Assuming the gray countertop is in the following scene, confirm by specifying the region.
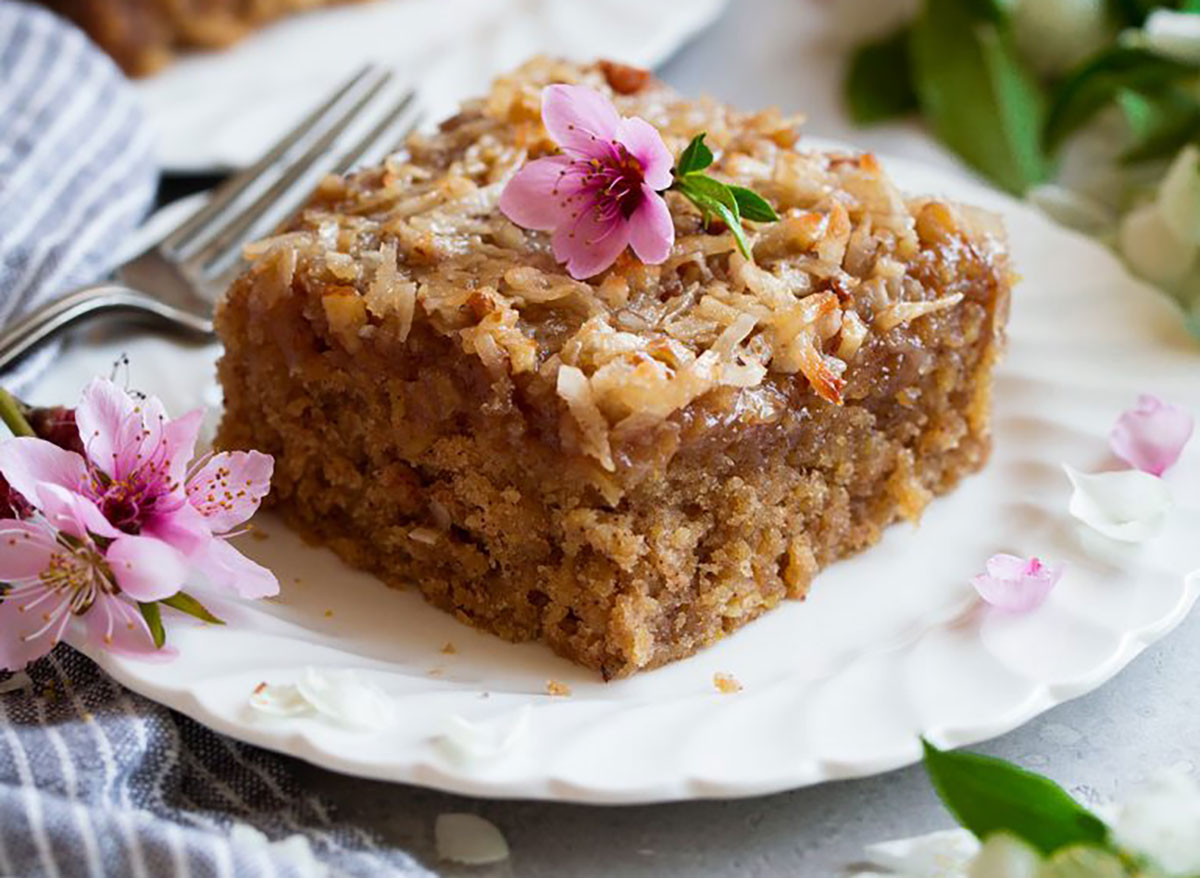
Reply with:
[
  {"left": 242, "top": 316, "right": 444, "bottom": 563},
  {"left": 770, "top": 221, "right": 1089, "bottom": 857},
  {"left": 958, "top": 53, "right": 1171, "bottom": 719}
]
[{"left": 300, "top": 1, "right": 1200, "bottom": 873}]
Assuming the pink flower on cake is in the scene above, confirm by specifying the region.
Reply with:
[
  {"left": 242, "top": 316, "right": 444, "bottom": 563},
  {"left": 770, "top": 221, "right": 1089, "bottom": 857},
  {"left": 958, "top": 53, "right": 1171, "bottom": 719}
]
[
  {"left": 971, "top": 554, "right": 1063, "bottom": 612},
  {"left": 499, "top": 84, "right": 675, "bottom": 279},
  {"left": 1110, "top": 394, "right": 1193, "bottom": 477},
  {"left": 0, "top": 491, "right": 181, "bottom": 670},
  {"left": 0, "top": 378, "right": 277, "bottom": 599}
]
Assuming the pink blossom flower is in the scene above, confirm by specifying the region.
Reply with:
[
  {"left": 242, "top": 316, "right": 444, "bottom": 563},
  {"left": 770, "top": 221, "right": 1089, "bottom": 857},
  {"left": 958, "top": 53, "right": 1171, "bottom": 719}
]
[
  {"left": 971, "top": 554, "right": 1063, "bottom": 612},
  {"left": 1110, "top": 394, "right": 1194, "bottom": 477},
  {"left": 0, "top": 378, "right": 277, "bottom": 599},
  {"left": 499, "top": 84, "right": 675, "bottom": 279},
  {"left": 0, "top": 488, "right": 183, "bottom": 671}
]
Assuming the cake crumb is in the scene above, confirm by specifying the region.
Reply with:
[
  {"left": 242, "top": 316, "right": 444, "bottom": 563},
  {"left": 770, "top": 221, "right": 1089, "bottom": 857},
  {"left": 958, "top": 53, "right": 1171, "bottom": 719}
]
[
  {"left": 428, "top": 668, "right": 444, "bottom": 678},
  {"left": 323, "top": 609, "right": 334, "bottom": 619},
  {"left": 713, "top": 672, "right": 742, "bottom": 694},
  {"left": 441, "top": 642, "right": 457, "bottom": 655},
  {"left": 545, "top": 680, "right": 571, "bottom": 697}
]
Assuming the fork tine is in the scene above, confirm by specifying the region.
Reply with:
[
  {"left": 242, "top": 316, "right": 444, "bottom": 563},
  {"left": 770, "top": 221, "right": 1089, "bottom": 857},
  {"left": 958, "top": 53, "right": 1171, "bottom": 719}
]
[
  {"left": 161, "top": 65, "right": 380, "bottom": 257},
  {"left": 188, "top": 72, "right": 397, "bottom": 278},
  {"left": 329, "top": 91, "right": 420, "bottom": 176}
]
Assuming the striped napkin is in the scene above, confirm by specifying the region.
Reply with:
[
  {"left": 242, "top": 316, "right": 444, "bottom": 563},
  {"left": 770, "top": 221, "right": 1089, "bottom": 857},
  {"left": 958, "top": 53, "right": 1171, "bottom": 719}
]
[
  {"left": 0, "top": 1, "right": 155, "bottom": 391},
  {"left": 0, "top": 4, "right": 432, "bottom": 875}
]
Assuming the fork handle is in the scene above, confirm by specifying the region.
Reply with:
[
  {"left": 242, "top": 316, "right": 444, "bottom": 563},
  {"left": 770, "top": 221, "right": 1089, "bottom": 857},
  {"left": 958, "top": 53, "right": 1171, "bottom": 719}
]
[{"left": 0, "top": 284, "right": 214, "bottom": 374}]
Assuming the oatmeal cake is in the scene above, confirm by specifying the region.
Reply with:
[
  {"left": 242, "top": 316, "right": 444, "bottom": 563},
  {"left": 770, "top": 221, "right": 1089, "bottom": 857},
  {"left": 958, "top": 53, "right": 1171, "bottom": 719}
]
[
  {"left": 215, "top": 58, "right": 1013, "bottom": 679},
  {"left": 38, "top": 0, "right": 368, "bottom": 75}
]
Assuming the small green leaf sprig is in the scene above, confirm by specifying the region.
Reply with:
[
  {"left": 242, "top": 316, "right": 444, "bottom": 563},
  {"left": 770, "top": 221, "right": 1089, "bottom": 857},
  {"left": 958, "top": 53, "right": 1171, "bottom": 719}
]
[
  {"left": 922, "top": 739, "right": 1162, "bottom": 876},
  {"left": 670, "top": 133, "right": 779, "bottom": 259}
]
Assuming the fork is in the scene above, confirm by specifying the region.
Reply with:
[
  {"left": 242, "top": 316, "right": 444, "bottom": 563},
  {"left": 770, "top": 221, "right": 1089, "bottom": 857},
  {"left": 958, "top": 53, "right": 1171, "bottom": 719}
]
[{"left": 0, "top": 66, "right": 420, "bottom": 373}]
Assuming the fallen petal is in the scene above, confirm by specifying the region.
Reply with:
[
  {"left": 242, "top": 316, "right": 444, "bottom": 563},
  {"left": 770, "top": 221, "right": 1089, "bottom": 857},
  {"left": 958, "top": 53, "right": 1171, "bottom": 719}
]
[
  {"left": 972, "top": 554, "right": 1063, "bottom": 613},
  {"left": 249, "top": 682, "right": 314, "bottom": 718},
  {"left": 439, "top": 705, "right": 532, "bottom": 765},
  {"left": 1064, "top": 465, "right": 1173, "bottom": 542},
  {"left": 435, "top": 813, "right": 510, "bottom": 865},
  {"left": 860, "top": 828, "right": 978, "bottom": 875},
  {"left": 295, "top": 667, "right": 396, "bottom": 732},
  {"left": 1110, "top": 394, "right": 1194, "bottom": 476}
]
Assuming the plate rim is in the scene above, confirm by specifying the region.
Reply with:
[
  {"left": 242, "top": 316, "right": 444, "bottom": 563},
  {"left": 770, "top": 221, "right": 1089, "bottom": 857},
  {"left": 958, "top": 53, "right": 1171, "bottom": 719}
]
[{"left": 61, "top": 148, "right": 1200, "bottom": 804}]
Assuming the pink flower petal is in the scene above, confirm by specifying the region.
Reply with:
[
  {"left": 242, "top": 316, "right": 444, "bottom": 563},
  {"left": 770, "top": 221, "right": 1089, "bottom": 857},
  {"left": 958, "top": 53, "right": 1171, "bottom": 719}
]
[
  {"left": 627, "top": 185, "right": 675, "bottom": 265},
  {"left": 498, "top": 156, "right": 581, "bottom": 231},
  {"left": 0, "top": 437, "right": 87, "bottom": 506},
  {"left": 1110, "top": 394, "right": 1194, "bottom": 476},
  {"left": 106, "top": 535, "right": 188, "bottom": 602},
  {"left": 552, "top": 209, "right": 631, "bottom": 280},
  {"left": 615, "top": 116, "right": 674, "bottom": 190},
  {"left": 82, "top": 593, "right": 161, "bottom": 658},
  {"left": 144, "top": 503, "right": 214, "bottom": 557},
  {"left": 541, "top": 84, "right": 620, "bottom": 157},
  {"left": 161, "top": 408, "right": 204, "bottom": 489},
  {"left": 0, "top": 587, "right": 64, "bottom": 671},
  {"left": 75, "top": 377, "right": 139, "bottom": 479},
  {"left": 34, "top": 483, "right": 119, "bottom": 540},
  {"left": 186, "top": 450, "right": 273, "bottom": 533},
  {"left": 192, "top": 537, "right": 279, "bottom": 599},
  {"left": 0, "top": 520, "right": 58, "bottom": 581},
  {"left": 972, "top": 554, "right": 1063, "bottom": 612}
]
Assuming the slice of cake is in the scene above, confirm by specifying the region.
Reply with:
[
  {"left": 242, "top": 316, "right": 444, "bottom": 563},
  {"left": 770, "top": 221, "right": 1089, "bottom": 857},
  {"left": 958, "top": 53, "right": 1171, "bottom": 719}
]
[
  {"left": 38, "top": 0, "right": 370, "bottom": 76},
  {"left": 215, "top": 58, "right": 1012, "bottom": 679}
]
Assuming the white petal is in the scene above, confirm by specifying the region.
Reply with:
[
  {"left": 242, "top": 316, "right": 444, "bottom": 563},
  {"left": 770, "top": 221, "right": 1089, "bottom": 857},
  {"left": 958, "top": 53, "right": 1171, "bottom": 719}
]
[
  {"left": 1118, "top": 202, "right": 1196, "bottom": 289},
  {"left": 438, "top": 705, "right": 532, "bottom": 765},
  {"left": 1157, "top": 144, "right": 1200, "bottom": 246},
  {"left": 862, "top": 828, "right": 978, "bottom": 876},
  {"left": 435, "top": 813, "right": 510, "bottom": 865},
  {"left": 1112, "top": 770, "right": 1200, "bottom": 874},
  {"left": 966, "top": 833, "right": 1041, "bottom": 878},
  {"left": 1142, "top": 10, "right": 1200, "bottom": 64},
  {"left": 1064, "top": 464, "right": 1172, "bottom": 542},
  {"left": 295, "top": 667, "right": 396, "bottom": 732},
  {"left": 248, "top": 683, "right": 314, "bottom": 718}
]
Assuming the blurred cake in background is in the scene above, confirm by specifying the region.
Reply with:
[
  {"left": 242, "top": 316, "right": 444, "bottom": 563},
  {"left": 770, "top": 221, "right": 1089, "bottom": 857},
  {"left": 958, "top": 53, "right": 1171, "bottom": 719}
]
[{"left": 37, "top": 0, "right": 370, "bottom": 75}]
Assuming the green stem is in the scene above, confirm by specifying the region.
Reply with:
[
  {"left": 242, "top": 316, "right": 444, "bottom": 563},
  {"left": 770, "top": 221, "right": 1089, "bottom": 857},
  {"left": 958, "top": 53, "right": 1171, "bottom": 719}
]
[{"left": 0, "top": 389, "right": 34, "bottom": 438}]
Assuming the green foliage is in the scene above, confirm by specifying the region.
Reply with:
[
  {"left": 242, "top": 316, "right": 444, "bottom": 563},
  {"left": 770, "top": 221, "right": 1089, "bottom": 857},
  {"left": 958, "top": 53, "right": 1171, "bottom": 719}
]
[{"left": 922, "top": 740, "right": 1111, "bottom": 856}]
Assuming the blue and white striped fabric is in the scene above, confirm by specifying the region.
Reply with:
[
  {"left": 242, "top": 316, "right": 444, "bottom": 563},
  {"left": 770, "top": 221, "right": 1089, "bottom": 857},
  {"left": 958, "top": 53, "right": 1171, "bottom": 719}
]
[
  {"left": 0, "top": 5, "right": 434, "bottom": 876},
  {"left": 0, "top": 653, "right": 432, "bottom": 878},
  {"left": 0, "top": 0, "right": 156, "bottom": 391}
]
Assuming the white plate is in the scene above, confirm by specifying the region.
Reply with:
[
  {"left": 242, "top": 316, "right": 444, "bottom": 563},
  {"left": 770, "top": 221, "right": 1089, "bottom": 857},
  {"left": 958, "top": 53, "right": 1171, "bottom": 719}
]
[
  {"left": 135, "top": 0, "right": 728, "bottom": 172},
  {"left": 25, "top": 152, "right": 1200, "bottom": 803}
]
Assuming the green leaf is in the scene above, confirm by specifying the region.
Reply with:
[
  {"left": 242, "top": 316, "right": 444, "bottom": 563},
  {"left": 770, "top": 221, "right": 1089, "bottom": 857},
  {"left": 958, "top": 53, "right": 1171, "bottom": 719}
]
[
  {"left": 1045, "top": 47, "right": 1198, "bottom": 153},
  {"left": 909, "top": 0, "right": 1047, "bottom": 194},
  {"left": 677, "top": 174, "right": 740, "bottom": 217},
  {"left": 1183, "top": 0, "right": 1200, "bottom": 12},
  {"left": 729, "top": 186, "right": 780, "bottom": 222},
  {"left": 1117, "top": 86, "right": 1200, "bottom": 163},
  {"left": 845, "top": 28, "right": 918, "bottom": 124},
  {"left": 161, "top": 592, "right": 225, "bottom": 626},
  {"left": 138, "top": 602, "right": 166, "bottom": 650},
  {"left": 922, "top": 740, "right": 1110, "bottom": 856},
  {"left": 675, "top": 175, "right": 753, "bottom": 258},
  {"left": 709, "top": 200, "right": 753, "bottom": 260},
  {"left": 676, "top": 133, "right": 714, "bottom": 176}
]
